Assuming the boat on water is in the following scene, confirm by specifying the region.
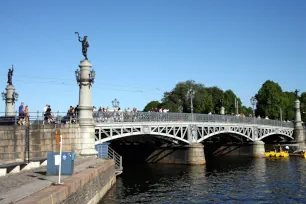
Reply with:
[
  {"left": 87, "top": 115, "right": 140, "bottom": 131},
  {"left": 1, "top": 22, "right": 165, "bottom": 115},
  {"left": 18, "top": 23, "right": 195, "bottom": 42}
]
[
  {"left": 289, "top": 151, "right": 306, "bottom": 158},
  {"left": 265, "top": 151, "right": 289, "bottom": 158}
]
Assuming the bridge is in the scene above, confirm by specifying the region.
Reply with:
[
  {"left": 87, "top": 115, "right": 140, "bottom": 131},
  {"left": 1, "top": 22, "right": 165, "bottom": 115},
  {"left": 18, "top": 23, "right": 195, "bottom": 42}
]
[{"left": 93, "top": 112, "right": 294, "bottom": 145}]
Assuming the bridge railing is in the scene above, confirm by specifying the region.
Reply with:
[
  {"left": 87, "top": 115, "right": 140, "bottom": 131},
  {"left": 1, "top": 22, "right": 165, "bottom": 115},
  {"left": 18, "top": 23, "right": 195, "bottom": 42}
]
[
  {"left": 0, "top": 111, "right": 76, "bottom": 127},
  {"left": 93, "top": 111, "right": 294, "bottom": 128}
]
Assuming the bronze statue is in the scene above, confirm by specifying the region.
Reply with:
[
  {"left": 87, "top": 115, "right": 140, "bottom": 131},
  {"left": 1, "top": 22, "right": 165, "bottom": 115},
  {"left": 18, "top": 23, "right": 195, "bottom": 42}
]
[
  {"left": 295, "top": 89, "right": 300, "bottom": 99},
  {"left": 75, "top": 32, "right": 89, "bottom": 60},
  {"left": 7, "top": 65, "right": 14, "bottom": 85}
]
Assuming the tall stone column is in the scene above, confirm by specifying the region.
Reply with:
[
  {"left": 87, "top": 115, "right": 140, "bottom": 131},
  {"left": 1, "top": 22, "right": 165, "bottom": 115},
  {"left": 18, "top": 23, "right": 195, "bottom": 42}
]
[
  {"left": 4, "top": 85, "right": 17, "bottom": 116},
  {"left": 76, "top": 60, "right": 97, "bottom": 156},
  {"left": 294, "top": 99, "right": 305, "bottom": 150}
]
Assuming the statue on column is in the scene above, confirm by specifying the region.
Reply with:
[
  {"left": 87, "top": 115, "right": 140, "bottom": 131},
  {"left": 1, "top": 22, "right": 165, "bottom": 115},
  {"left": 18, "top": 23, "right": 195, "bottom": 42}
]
[
  {"left": 295, "top": 89, "right": 299, "bottom": 100},
  {"left": 75, "top": 32, "right": 89, "bottom": 60},
  {"left": 7, "top": 65, "right": 14, "bottom": 85}
]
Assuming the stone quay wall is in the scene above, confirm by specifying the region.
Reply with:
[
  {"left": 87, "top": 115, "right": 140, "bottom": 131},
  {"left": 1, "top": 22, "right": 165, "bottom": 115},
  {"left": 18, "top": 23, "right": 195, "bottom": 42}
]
[
  {"left": 0, "top": 124, "right": 81, "bottom": 162},
  {"left": 16, "top": 159, "right": 116, "bottom": 204}
]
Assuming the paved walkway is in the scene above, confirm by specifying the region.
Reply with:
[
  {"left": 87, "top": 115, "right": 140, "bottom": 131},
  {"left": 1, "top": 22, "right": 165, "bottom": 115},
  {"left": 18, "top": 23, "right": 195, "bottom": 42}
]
[{"left": 0, "top": 157, "right": 105, "bottom": 204}]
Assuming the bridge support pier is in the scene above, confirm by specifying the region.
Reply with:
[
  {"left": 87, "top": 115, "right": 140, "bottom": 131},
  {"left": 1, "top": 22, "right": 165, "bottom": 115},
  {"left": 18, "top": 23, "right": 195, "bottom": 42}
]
[
  {"left": 252, "top": 141, "right": 265, "bottom": 158},
  {"left": 294, "top": 99, "right": 305, "bottom": 150},
  {"left": 146, "top": 143, "right": 205, "bottom": 165}
]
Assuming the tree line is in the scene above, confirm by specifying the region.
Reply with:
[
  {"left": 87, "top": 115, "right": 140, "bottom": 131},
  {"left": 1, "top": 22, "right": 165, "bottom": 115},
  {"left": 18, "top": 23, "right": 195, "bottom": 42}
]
[{"left": 143, "top": 80, "right": 306, "bottom": 121}]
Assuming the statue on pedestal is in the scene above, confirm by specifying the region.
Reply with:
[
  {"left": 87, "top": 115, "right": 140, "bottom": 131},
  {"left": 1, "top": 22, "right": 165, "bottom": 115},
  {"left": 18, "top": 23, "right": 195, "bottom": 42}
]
[
  {"left": 7, "top": 65, "right": 14, "bottom": 85},
  {"left": 295, "top": 89, "right": 299, "bottom": 100},
  {"left": 75, "top": 32, "right": 89, "bottom": 60}
]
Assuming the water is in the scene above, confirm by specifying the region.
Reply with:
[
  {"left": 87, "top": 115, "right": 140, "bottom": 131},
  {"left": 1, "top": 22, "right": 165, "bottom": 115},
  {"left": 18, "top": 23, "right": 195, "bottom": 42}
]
[{"left": 100, "top": 157, "right": 306, "bottom": 203}]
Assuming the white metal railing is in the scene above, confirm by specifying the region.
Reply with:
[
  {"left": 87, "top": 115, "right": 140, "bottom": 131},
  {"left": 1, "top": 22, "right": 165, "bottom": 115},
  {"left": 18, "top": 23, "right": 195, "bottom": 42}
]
[
  {"left": 0, "top": 111, "right": 294, "bottom": 128},
  {"left": 93, "top": 111, "right": 294, "bottom": 128},
  {"left": 107, "top": 146, "right": 123, "bottom": 173}
]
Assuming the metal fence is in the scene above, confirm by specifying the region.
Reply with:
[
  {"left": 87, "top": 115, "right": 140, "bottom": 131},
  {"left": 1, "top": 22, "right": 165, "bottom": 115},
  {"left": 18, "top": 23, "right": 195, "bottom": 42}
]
[
  {"left": 93, "top": 111, "right": 294, "bottom": 128},
  {"left": 0, "top": 111, "right": 77, "bottom": 126},
  {"left": 0, "top": 111, "right": 294, "bottom": 128}
]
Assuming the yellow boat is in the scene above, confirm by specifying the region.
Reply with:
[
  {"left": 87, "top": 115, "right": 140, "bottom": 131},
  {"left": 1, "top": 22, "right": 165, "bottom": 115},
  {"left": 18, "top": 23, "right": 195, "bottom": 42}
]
[{"left": 265, "top": 151, "right": 289, "bottom": 158}]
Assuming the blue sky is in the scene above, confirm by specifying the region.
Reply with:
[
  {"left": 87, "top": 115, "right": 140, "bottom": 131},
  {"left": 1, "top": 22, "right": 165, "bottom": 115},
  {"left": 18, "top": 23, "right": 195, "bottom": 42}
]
[{"left": 0, "top": 0, "right": 305, "bottom": 113}]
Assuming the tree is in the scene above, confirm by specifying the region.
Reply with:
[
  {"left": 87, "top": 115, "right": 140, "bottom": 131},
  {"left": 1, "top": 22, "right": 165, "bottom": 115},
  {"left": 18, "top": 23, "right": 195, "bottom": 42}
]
[
  {"left": 223, "top": 90, "right": 241, "bottom": 115},
  {"left": 255, "top": 80, "right": 283, "bottom": 119},
  {"left": 281, "top": 91, "right": 295, "bottom": 121},
  {"left": 143, "top": 101, "right": 161, "bottom": 112}
]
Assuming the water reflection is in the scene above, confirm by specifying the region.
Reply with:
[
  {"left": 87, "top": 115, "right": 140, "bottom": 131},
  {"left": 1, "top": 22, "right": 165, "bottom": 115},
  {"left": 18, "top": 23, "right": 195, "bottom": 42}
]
[{"left": 101, "top": 157, "right": 306, "bottom": 203}]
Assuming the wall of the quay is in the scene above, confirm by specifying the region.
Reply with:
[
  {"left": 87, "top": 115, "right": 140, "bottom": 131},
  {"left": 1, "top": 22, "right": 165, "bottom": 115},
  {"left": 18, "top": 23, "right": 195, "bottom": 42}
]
[
  {"left": 16, "top": 159, "right": 116, "bottom": 204},
  {"left": 0, "top": 124, "right": 81, "bottom": 161}
]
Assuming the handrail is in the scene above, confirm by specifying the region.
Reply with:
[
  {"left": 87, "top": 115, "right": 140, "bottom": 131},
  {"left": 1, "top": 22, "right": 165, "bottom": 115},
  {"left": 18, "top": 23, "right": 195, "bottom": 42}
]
[
  {"left": 0, "top": 111, "right": 295, "bottom": 128},
  {"left": 93, "top": 111, "right": 294, "bottom": 128},
  {"left": 107, "top": 146, "right": 123, "bottom": 172}
]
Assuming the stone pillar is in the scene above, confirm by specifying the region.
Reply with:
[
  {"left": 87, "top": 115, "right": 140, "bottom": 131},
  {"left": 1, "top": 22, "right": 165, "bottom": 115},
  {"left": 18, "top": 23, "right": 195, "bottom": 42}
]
[
  {"left": 220, "top": 106, "right": 225, "bottom": 115},
  {"left": 77, "top": 60, "right": 97, "bottom": 156},
  {"left": 294, "top": 99, "right": 305, "bottom": 150},
  {"left": 253, "top": 141, "right": 265, "bottom": 157},
  {"left": 4, "top": 85, "right": 16, "bottom": 116}
]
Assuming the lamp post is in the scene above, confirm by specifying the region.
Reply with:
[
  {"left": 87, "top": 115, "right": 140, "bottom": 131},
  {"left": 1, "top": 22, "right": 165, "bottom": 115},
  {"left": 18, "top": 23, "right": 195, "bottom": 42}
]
[
  {"left": 250, "top": 96, "right": 257, "bottom": 117},
  {"left": 186, "top": 88, "right": 195, "bottom": 121},
  {"left": 178, "top": 99, "right": 183, "bottom": 113},
  {"left": 2, "top": 88, "right": 19, "bottom": 116},
  {"left": 112, "top": 98, "right": 120, "bottom": 109},
  {"left": 75, "top": 58, "right": 97, "bottom": 156},
  {"left": 276, "top": 104, "right": 282, "bottom": 122}
]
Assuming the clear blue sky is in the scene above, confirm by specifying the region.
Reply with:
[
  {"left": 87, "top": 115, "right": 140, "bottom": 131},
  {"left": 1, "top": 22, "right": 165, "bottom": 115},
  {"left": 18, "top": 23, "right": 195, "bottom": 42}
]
[{"left": 0, "top": 0, "right": 305, "bottom": 113}]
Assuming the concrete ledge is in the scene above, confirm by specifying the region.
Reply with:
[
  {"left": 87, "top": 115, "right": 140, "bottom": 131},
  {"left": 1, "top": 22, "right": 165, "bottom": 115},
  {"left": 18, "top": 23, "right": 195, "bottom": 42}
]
[
  {"left": 0, "top": 168, "right": 6, "bottom": 176},
  {"left": 16, "top": 159, "right": 115, "bottom": 204},
  {"left": 21, "top": 162, "right": 41, "bottom": 171}
]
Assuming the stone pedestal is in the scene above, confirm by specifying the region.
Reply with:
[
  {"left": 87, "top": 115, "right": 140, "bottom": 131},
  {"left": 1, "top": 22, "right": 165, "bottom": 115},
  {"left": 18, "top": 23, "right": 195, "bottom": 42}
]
[
  {"left": 252, "top": 141, "right": 265, "bottom": 158},
  {"left": 5, "top": 85, "right": 16, "bottom": 116},
  {"left": 77, "top": 60, "right": 98, "bottom": 156},
  {"left": 294, "top": 99, "right": 305, "bottom": 150},
  {"left": 146, "top": 143, "right": 205, "bottom": 165},
  {"left": 220, "top": 107, "right": 225, "bottom": 115}
]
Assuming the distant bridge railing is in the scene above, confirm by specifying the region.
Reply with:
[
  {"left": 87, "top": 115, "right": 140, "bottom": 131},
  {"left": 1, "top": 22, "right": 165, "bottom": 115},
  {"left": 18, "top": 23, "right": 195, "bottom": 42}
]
[{"left": 93, "top": 111, "right": 294, "bottom": 128}]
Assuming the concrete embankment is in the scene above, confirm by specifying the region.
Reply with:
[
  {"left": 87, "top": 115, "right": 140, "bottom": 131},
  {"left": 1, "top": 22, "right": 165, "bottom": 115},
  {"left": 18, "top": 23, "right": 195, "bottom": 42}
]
[{"left": 15, "top": 159, "right": 115, "bottom": 204}]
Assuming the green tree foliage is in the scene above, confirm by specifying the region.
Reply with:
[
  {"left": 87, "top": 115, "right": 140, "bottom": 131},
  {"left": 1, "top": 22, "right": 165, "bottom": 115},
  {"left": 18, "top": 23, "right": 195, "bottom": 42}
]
[
  {"left": 255, "top": 80, "right": 297, "bottom": 120},
  {"left": 255, "top": 80, "right": 283, "bottom": 119},
  {"left": 300, "top": 92, "right": 306, "bottom": 122},
  {"left": 143, "top": 100, "right": 161, "bottom": 112},
  {"left": 223, "top": 90, "right": 241, "bottom": 114},
  {"left": 281, "top": 92, "right": 295, "bottom": 121},
  {"left": 158, "top": 80, "right": 243, "bottom": 114}
]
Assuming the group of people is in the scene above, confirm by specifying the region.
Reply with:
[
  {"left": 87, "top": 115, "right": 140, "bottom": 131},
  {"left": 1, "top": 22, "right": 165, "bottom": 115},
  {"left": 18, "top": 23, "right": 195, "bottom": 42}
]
[
  {"left": 18, "top": 102, "right": 29, "bottom": 125},
  {"left": 148, "top": 108, "right": 169, "bottom": 113}
]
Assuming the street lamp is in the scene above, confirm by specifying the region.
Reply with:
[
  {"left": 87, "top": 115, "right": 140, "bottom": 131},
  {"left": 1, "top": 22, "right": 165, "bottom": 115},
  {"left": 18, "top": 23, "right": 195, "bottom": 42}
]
[
  {"left": 75, "top": 69, "right": 96, "bottom": 85},
  {"left": 186, "top": 88, "right": 195, "bottom": 121},
  {"left": 250, "top": 96, "right": 257, "bottom": 117},
  {"left": 13, "top": 92, "right": 19, "bottom": 103},
  {"left": 276, "top": 104, "right": 282, "bottom": 122},
  {"left": 178, "top": 99, "right": 183, "bottom": 113},
  {"left": 1, "top": 92, "right": 5, "bottom": 101},
  {"left": 112, "top": 98, "right": 120, "bottom": 109}
]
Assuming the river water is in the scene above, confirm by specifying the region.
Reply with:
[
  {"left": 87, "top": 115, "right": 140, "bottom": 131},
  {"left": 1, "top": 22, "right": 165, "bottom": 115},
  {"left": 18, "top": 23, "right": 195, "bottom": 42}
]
[{"left": 100, "top": 156, "right": 306, "bottom": 203}]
